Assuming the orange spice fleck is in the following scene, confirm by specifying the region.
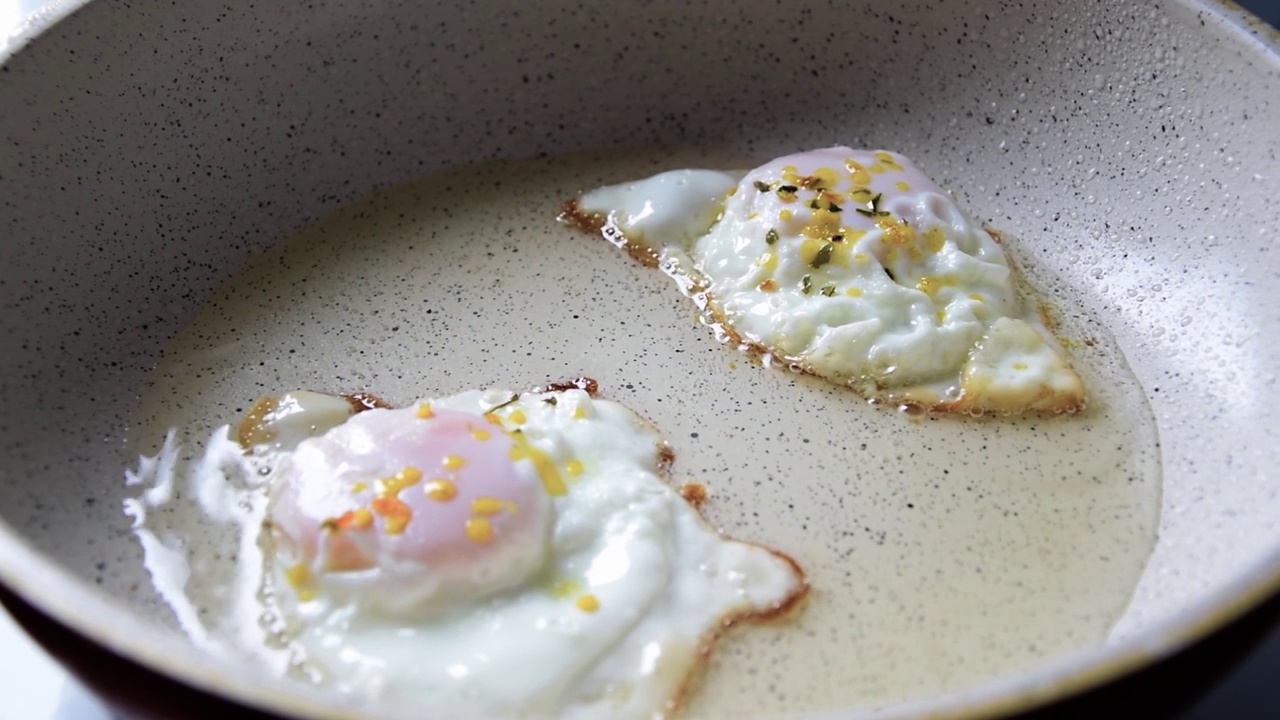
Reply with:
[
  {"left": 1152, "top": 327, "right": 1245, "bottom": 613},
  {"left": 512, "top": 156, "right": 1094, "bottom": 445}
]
[{"left": 372, "top": 497, "right": 411, "bottom": 535}]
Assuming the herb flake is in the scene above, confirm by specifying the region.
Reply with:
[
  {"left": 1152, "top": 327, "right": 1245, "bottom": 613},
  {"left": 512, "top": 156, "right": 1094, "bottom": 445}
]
[
  {"left": 765, "top": 228, "right": 779, "bottom": 245},
  {"left": 810, "top": 242, "right": 834, "bottom": 268},
  {"left": 753, "top": 180, "right": 771, "bottom": 192},
  {"left": 801, "top": 274, "right": 813, "bottom": 294},
  {"left": 820, "top": 284, "right": 837, "bottom": 297}
]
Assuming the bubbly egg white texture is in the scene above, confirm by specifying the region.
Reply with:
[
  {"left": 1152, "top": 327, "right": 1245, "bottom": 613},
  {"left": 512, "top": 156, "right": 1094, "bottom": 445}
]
[
  {"left": 575, "top": 147, "right": 1084, "bottom": 413},
  {"left": 255, "top": 388, "right": 805, "bottom": 719}
]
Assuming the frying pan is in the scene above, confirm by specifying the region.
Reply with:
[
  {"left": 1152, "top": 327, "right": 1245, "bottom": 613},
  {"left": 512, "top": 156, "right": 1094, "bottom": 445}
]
[{"left": 1, "top": 0, "right": 1278, "bottom": 718}]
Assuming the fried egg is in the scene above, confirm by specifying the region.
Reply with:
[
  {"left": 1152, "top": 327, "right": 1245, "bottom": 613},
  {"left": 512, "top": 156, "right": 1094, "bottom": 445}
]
[
  {"left": 568, "top": 147, "right": 1085, "bottom": 414},
  {"left": 240, "top": 383, "right": 806, "bottom": 718}
]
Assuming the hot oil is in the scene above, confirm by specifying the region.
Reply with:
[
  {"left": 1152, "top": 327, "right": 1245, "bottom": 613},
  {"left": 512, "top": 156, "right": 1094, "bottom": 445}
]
[{"left": 130, "top": 148, "right": 1161, "bottom": 717}]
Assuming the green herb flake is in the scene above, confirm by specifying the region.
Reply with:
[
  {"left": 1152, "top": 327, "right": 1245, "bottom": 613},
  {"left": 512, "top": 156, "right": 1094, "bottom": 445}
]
[
  {"left": 828, "top": 202, "right": 843, "bottom": 213},
  {"left": 801, "top": 274, "right": 813, "bottom": 294},
  {"left": 810, "top": 242, "right": 835, "bottom": 269},
  {"left": 855, "top": 207, "right": 875, "bottom": 217},
  {"left": 753, "top": 180, "right": 771, "bottom": 192},
  {"left": 765, "top": 228, "right": 780, "bottom": 245},
  {"left": 820, "top": 284, "right": 837, "bottom": 297},
  {"left": 486, "top": 394, "right": 521, "bottom": 413},
  {"left": 778, "top": 184, "right": 799, "bottom": 194},
  {"left": 542, "top": 397, "right": 558, "bottom": 406}
]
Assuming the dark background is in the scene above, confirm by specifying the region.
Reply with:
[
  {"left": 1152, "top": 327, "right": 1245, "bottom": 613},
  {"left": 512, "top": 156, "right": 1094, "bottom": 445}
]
[{"left": 1179, "top": 1, "right": 1279, "bottom": 718}]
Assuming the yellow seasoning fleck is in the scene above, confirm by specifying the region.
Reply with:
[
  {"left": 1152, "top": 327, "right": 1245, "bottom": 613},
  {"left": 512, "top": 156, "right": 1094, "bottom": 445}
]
[
  {"left": 378, "top": 466, "right": 423, "bottom": 496},
  {"left": 465, "top": 517, "right": 494, "bottom": 544},
  {"left": 729, "top": 361, "right": 738, "bottom": 370},
  {"left": 470, "top": 427, "right": 491, "bottom": 441},
  {"left": 576, "top": 594, "right": 600, "bottom": 613},
  {"left": 572, "top": 406, "right": 586, "bottom": 420},
  {"left": 565, "top": 459, "right": 584, "bottom": 477},
  {"left": 415, "top": 403, "right": 434, "bottom": 419},
  {"left": 895, "top": 181, "right": 911, "bottom": 191},
  {"left": 936, "top": 310, "right": 947, "bottom": 324},
  {"left": 1012, "top": 362, "right": 1028, "bottom": 371},
  {"left": 923, "top": 227, "right": 946, "bottom": 254},
  {"left": 284, "top": 563, "right": 310, "bottom": 588},
  {"left": 284, "top": 564, "right": 315, "bottom": 602},
  {"left": 550, "top": 579, "right": 581, "bottom": 599},
  {"left": 846, "top": 287, "right": 863, "bottom": 297},
  {"left": 507, "top": 432, "right": 568, "bottom": 496},
  {"left": 372, "top": 497, "right": 411, "bottom": 535},
  {"left": 810, "top": 167, "right": 839, "bottom": 189},
  {"left": 508, "top": 410, "right": 527, "bottom": 426},
  {"left": 874, "top": 151, "right": 904, "bottom": 170},
  {"left": 351, "top": 508, "right": 374, "bottom": 530},
  {"left": 969, "top": 293, "right": 985, "bottom": 302},
  {"left": 424, "top": 479, "right": 457, "bottom": 502},
  {"left": 471, "top": 497, "right": 506, "bottom": 516},
  {"left": 350, "top": 481, "right": 367, "bottom": 494},
  {"left": 849, "top": 186, "right": 874, "bottom": 203},
  {"left": 845, "top": 160, "right": 871, "bottom": 186},
  {"left": 443, "top": 455, "right": 466, "bottom": 471},
  {"left": 779, "top": 209, "right": 793, "bottom": 221},
  {"left": 917, "top": 275, "right": 954, "bottom": 297}
]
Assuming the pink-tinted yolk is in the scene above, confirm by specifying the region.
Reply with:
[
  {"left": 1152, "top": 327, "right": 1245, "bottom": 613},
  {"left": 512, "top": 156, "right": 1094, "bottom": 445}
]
[{"left": 269, "top": 405, "right": 553, "bottom": 598}]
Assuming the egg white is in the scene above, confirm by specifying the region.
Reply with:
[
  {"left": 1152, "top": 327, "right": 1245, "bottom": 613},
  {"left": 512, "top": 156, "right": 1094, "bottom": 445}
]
[
  {"left": 259, "top": 388, "right": 805, "bottom": 719},
  {"left": 574, "top": 147, "right": 1085, "bottom": 413}
]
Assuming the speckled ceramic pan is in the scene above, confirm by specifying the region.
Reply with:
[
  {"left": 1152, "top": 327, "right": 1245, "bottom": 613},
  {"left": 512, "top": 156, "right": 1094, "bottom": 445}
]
[{"left": 1, "top": 1, "right": 1278, "bottom": 718}]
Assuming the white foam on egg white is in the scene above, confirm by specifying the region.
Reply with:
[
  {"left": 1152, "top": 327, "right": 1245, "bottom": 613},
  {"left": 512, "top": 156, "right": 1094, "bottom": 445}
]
[{"left": 576, "top": 147, "right": 1085, "bottom": 413}]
